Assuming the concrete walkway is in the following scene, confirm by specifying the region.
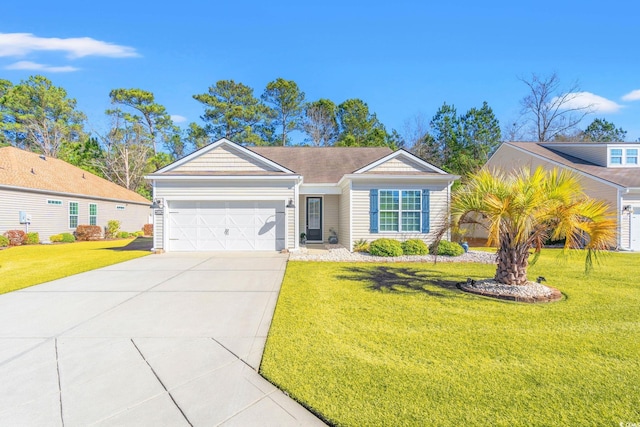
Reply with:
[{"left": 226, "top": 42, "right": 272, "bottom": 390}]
[{"left": 0, "top": 252, "right": 325, "bottom": 426}]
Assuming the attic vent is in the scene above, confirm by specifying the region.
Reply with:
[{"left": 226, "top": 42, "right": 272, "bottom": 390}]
[{"left": 39, "top": 155, "right": 46, "bottom": 161}]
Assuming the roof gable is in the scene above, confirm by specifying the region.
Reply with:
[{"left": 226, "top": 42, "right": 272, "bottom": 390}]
[
  {"left": 0, "top": 146, "right": 150, "bottom": 204},
  {"left": 354, "top": 150, "right": 448, "bottom": 175},
  {"left": 155, "top": 138, "right": 294, "bottom": 175}
]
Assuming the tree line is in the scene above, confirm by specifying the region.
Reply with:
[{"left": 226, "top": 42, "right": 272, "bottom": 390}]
[{"left": 0, "top": 73, "right": 630, "bottom": 198}]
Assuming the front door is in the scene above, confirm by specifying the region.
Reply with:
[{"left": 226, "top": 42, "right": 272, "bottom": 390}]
[{"left": 306, "top": 197, "right": 322, "bottom": 241}]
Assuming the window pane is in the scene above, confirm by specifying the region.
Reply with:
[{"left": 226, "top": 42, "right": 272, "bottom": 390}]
[
  {"left": 380, "top": 190, "right": 399, "bottom": 211},
  {"left": 626, "top": 149, "right": 638, "bottom": 164},
  {"left": 402, "top": 212, "right": 421, "bottom": 232},
  {"left": 69, "top": 216, "right": 78, "bottom": 228},
  {"left": 379, "top": 212, "right": 399, "bottom": 231},
  {"left": 402, "top": 190, "right": 421, "bottom": 211},
  {"left": 69, "top": 202, "right": 78, "bottom": 215},
  {"left": 90, "top": 204, "right": 97, "bottom": 215}
]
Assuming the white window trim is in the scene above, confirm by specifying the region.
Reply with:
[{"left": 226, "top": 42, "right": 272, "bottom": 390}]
[
  {"left": 47, "top": 199, "right": 63, "bottom": 205},
  {"left": 378, "top": 189, "right": 422, "bottom": 233},
  {"left": 69, "top": 201, "right": 79, "bottom": 229},
  {"left": 89, "top": 203, "right": 98, "bottom": 226},
  {"left": 625, "top": 148, "right": 638, "bottom": 165}
]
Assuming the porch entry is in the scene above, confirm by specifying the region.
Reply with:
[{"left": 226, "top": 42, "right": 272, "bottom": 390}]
[{"left": 306, "top": 197, "right": 323, "bottom": 242}]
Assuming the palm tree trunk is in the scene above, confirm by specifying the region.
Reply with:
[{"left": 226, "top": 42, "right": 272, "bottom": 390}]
[{"left": 495, "top": 242, "right": 530, "bottom": 285}]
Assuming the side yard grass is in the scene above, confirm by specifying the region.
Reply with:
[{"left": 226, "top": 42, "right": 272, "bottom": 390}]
[
  {"left": 261, "top": 250, "right": 640, "bottom": 426},
  {"left": 0, "top": 238, "right": 151, "bottom": 294}
]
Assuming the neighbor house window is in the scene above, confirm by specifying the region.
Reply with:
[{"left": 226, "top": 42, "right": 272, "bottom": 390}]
[
  {"left": 379, "top": 190, "right": 421, "bottom": 232},
  {"left": 69, "top": 202, "right": 79, "bottom": 228},
  {"left": 89, "top": 203, "right": 98, "bottom": 226},
  {"left": 626, "top": 149, "right": 638, "bottom": 165},
  {"left": 116, "top": 205, "right": 125, "bottom": 210},
  {"left": 47, "top": 199, "right": 62, "bottom": 205},
  {"left": 610, "top": 149, "right": 623, "bottom": 165}
]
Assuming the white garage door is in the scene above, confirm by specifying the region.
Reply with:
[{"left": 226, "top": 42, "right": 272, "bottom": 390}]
[{"left": 168, "top": 201, "right": 285, "bottom": 251}]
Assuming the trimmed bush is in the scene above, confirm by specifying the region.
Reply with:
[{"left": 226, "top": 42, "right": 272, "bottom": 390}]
[
  {"left": 75, "top": 225, "right": 102, "bottom": 241},
  {"left": 25, "top": 232, "right": 40, "bottom": 245},
  {"left": 105, "top": 220, "right": 120, "bottom": 239},
  {"left": 143, "top": 223, "right": 153, "bottom": 236},
  {"left": 401, "top": 239, "right": 428, "bottom": 255},
  {"left": 50, "top": 234, "right": 63, "bottom": 243},
  {"left": 60, "top": 233, "right": 76, "bottom": 243},
  {"left": 117, "top": 231, "right": 131, "bottom": 238},
  {"left": 369, "top": 238, "right": 403, "bottom": 257},
  {"left": 353, "top": 239, "right": 370, "bottom": 253},
  {"left": 0, "top": 235, "right": 9, "bottom": 247},
  {"left": 4, "top": 230, "right": 26, "bottom": 246},
  {"left": 430, "top": 240, "right": 465, "bottom": 257}
]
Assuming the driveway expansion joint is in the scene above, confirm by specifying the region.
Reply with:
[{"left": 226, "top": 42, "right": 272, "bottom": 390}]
[{"left": 131, "top": 339, "right": 193, "bottom": 427}]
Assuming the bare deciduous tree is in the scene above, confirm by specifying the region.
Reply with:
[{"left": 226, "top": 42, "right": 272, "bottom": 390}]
[
  {"left": 519, "top": 72, "right": 592, "bottom": 142},
  {"left": 303, "top": 99, "right": 338, "bottom": 146}
]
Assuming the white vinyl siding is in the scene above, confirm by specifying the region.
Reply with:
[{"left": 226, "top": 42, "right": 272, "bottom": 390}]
[
  {"left": 0, "top": 188, "right": 149, "bottom": 242},
  {"left": 154, "top": 179, "right": 297, "bottom": 251},
  {"left": 323, "top": 195, "right": 340, "bottom": 242},
  {"left": 351, "top": 180, "right": 449, "bottom": 246},
  {"left": 542, "top": 144, "right": 608, "bottom": 166},
  {"left": 365, "top": 157, "right": 433, "bottom": 173}
]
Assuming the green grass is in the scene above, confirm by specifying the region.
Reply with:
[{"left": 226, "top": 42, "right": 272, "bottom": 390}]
[
  {"left": 0, "top": 238, "right": 151, "bottom": 293},
  {"left": 261, "top": 250, "right": 640, "bottom": 426}
]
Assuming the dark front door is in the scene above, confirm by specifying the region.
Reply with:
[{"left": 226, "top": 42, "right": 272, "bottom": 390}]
[{"left": 306, "top": 197, "right": 322, "bottom": 241}]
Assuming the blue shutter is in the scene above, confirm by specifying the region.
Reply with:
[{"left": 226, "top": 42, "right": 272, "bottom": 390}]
[
  {"left": 421, "top": 189, "right": 430, "bottom": 233},
  {"left": 370, "top": 189, "right": 379, "bottom": 233}
]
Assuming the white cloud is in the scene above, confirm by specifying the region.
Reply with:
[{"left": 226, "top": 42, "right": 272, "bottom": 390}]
[
  {"left": 553, "top": 92, "right": 622, "bottom": 113},
  {"left": 622, "top": 89, "right": 640, "bottom": 101},
  {"left": 0, "top": 33, "right": 139, "bottom": 59},
  {"left": 171, "top": 115, "right": 188, "bottom": 123},
  {"left": 5, "top": 60, "right": 79, "bottom": 72}
]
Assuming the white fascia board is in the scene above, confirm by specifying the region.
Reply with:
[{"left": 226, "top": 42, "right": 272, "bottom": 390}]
[
  {"left": 353, "top": 149, "right": 449, "bottom": 175},
  {"left": 164, "top": 195, "right": 289, "bottom": 202},
  {"left": 504, "top": 143, "right": 626, "bottom": 190},
  {"left": 145, "top": 174, "right": 301, "bottom": 182},
  {"left": 153, "top": 138, "right": 295, "bottom": 174},
  {"left": 299, "top": 183, "right": 342, "bottom": 195},
  {"left": 624, "top": 187, "right": 640, "bottom": 194},
  {"left": 338, "top": 174, "right": 459, "bottom": 186},
  {"left": 0, "top": 184, "right": 150, "bottom": 206}
]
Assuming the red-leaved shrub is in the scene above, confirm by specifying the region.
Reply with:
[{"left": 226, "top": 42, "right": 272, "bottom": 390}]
[
  {"left": 4, "top": 230, "right": 26, "bottom": 246},
  {"left": 143, "top": 223, "right": 153, "bottom": 236},
  {"left": 75, "top": 225, "right": 102, "bottom": 241}
]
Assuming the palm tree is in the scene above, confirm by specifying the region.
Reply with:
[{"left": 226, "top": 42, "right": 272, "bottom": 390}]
[{"left": 451, "top": 166, "right": 616, "bottom": 285}]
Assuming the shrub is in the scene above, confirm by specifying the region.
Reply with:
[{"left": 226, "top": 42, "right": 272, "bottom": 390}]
[
  {"left": 369, "top": 238, "right": 403, "bottom": 257},
  {"left": 353, "top": 239, "right": 370, "bottom": 253},
  {"left": 50, "top": 234, "right": 63, "bottom": 243},
  {"left": 133, "top": 231, "right": 144, "bottom": 237},
  {"left": 430, "top": 240, "right": 465, "bottom": 257},
  {"left": 60, "top": 233, "right": 76, "bottom": 243},
  {"left": 0, "top": 235, "right": 9, "bottom": 247},
  {"left": 105, "top": 220, "right": 120, "bottom": 239},
  {"left": 401, "top": 239, "right": 428, "bottom": 255},
  {"left": 117, "top": 231, "right": 131, "bottom": 238},
  {"left": 25, "top": 232, "right": 40, "bottom": 245},
  {"left": 143, "top": 223, "right": 153, "bottom": 236},
  {"left": 4, "top": 230, "right": 26, "bottom": 246},
  {"left": 75, "top": 225, "right": 103, "bottom": 241}
]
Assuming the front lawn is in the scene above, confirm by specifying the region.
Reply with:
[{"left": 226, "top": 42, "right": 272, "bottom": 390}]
[
  {"left": 0, "top": 238, "right": 151, "bottom": 294},
  {"left": 261, "top": 250, "right": 640, "bottom": 426}
]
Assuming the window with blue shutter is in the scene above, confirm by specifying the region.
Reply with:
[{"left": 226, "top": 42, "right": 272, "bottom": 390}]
[
  {"left": 421, "top": 189, "right": 430, "bottom": 233},
  {"left": 370, "top": 189, "right": 378, "bottom": 233}
]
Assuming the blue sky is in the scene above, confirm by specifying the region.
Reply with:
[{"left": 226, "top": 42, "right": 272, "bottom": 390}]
[{"left": 2, "top": 0, "right": 639, "bottom": 145}]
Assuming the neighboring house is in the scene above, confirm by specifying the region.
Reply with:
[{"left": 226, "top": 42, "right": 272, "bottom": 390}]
[
  {"left": 146, "top": 138, "right": 458, "bottom": 252},
  {"left": 486, "top": 142, "right": 640, "bottom": 251},
  {"left": 0, "top": 146, "right": 151, "bottom": 242}
]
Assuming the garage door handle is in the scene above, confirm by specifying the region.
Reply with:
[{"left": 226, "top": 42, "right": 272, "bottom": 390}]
[{"left": 225, "top": 229, "right": 229, "bottom": 235}]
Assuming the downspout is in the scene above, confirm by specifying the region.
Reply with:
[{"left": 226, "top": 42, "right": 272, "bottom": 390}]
[{"left": 294, "top": 177, "right": 301, "bottom": 250}]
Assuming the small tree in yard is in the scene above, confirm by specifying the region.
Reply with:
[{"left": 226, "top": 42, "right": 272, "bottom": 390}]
[{"left": 450, "top": 167, "right": 616, "bottom": 285}]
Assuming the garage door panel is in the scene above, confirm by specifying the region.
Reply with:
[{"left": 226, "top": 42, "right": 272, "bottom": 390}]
[{"left": 168, "top": 200, "right": 285, "bottom": 251}]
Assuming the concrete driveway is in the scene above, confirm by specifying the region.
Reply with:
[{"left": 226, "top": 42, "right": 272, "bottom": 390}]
[{"left": 0, "top": 252, "right": 325, "bottom": 426}]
